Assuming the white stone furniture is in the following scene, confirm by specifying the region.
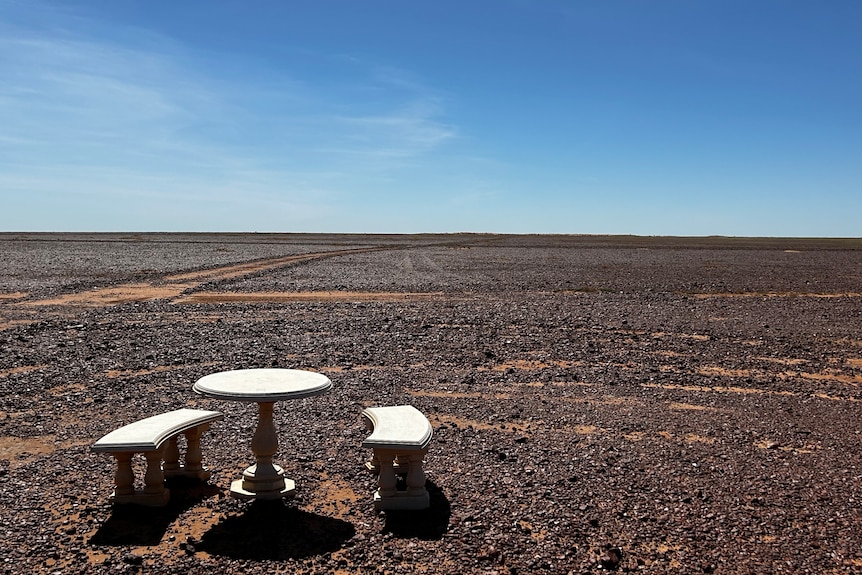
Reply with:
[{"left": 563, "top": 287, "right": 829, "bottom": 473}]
[
  {"left": 361, "top": 405, "right": 433, "bottom": 510},
  {"left": 193, "top": 368, "right": 332, "bottom": 500},
  {"left": 91, "top": 408, "right": 223, "bottom": 506}
]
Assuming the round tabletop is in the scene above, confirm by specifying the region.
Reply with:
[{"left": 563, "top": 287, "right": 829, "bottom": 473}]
[{"left": 193, "top": 368, "right": 332, "bottom": 402}]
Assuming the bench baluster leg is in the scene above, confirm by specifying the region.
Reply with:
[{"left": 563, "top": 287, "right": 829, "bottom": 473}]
[
  {"left": 405, "top": 452, "right": 427, "bottom": 495},
  {"left": 366, "top": 451, "right": 381, "bottom": 473},
  {"left": 163, "top": 437, "right": 181, "bottom": 476},
  {"left": 376, "top": 449, "right": 398, "bottom": 498},
  {"left": 183, "top": 424, "right": 211, "bottom": 481},
  {"left": 143, "top": 450, "right": 164, "bottom": 494},
  {"left": 113, "top": 452, "right": 134, "bottom": 498},
  {"left": 140, "top": 448, "right": 170, "bottom": 506},
  {"left": 394, "top": 454, "right": 408, "bottom": 474}
]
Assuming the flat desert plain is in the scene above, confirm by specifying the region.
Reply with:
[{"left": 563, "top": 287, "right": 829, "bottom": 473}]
[{"left": 1, "top": 233, "right": 861, "bottom": 574}]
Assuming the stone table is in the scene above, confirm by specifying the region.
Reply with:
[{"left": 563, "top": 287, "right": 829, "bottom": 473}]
[{"left": 193, "top": 368, "right": 332, "bottom": 500}]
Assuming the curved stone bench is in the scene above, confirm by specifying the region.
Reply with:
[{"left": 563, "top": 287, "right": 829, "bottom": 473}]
[
  {"left": 361, "top": 405, "right": 433, "bottom": 510},
  {"left": 91, "top": 408, "right": 223, "bottom": 506}
]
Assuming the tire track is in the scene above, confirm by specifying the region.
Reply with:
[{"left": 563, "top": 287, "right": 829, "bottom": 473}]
[
  {"left": 18, "top": 247, "right": 390, "bottom": 308},
  {"left": 0, "top": 246, "right": 397, "bottom": 327}
]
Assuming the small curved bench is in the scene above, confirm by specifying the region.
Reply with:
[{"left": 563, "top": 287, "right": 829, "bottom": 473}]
[
  {"left": 361, "top": 405, "right": 433, "bottom": 510},
  {"left": 91, "top": 408, "right": 223, "bottom": 506}
]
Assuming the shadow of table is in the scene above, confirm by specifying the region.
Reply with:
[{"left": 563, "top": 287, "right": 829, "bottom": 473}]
[{"left": 195, "top": 500, "right": 355, "bottom": 560}]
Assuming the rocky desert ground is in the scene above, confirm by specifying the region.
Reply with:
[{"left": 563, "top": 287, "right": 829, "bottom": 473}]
[{"left": 1, "top": 232, "right": 861, "bottom": 574}]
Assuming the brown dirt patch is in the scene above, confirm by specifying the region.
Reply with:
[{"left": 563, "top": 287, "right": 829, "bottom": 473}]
[
  {"left": 790, "top": 369, "right": 862, "bottom": 386},
  {"left": 0, "top": 364, "right": 48, "bottom": 378},
  {"left": 694, "top": 291, "right": 862, "bottom": 299},
  {"left": 697, "top": 366, "right": 753, "bottom": 378},
  {"left": 643, "top": 381, "right": 860, "bottom": 402},
  {"left": 0, "top": 292, "right": 27, "bottom": 300},
  {"left": 481, "top": 359, "right": 583, "bottom": 372},
  {"left": 695, "top": 364, "right": 861, "bottom": 387},
  {"left": 22, "top": 283, "right": 195, "bottom": 307},
  {"left": 0, "top": 435, "right": 56, "bottom": 469},
  {"left": 571, "top": 424, "right": 602, "bottom": 435},
  {"left": 319, "top": 364, "right": 383, "bottom": 374},
  {"left": 104, "top": 362, "right": 219, "bottom": 379},
  {"left": 407, "top": 389, "right": 513, "bottom": 400},
  {"left": 310, "top": 473, "right": 362, "bottom": 520},
  {"left": 683, "top": 433, "right": 716, "bottom": 445},
  {"left": 643, "top": 381, "right": 796, "bottom": 397},
  {"left": 431, "top": 413, "right": 531, "bottom": 434},
  {"left": 755, "top": 439, "right": 817, "bottom": 454},
  {"left": 757, "top": 356, "right": 808, "bottom": 366},
  {"left": 47, "top": 382, "right": 88, "bottom": 396},
  {"left": 651, "top": 331, "right": 710, "bottom": 341},
  {"left": 558, "top": 394, "right": 641, "bottom": 408},
  {"left": 174, "top": 291, "right": 444, "bottom": 304},
  {"left": 668, "top": 402, "right": 719, "bottom": 412},
  {"left": 0, "top": 319, "right": 32, "bottom": 330}
]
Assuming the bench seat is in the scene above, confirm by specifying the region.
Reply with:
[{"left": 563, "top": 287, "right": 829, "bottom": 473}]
[
  {"left": 361, "top": 405, "right": 433, "bottom": 510},
  {"left": 92, "top": 408, "right": 223, "bottom": 506},
  {"left": 362, "top": 405, "right": 433, "bottom": 451}
]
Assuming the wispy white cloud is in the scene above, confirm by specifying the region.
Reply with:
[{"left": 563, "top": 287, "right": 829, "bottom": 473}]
[
  {"left": 329, "top": 101, "right": 457, "bottom": 163},
  {"left": 0, "top": 29, "right": 214, "bottom": 170},
  {"left": 0, "top": 4, "right": 459, "bottom": 230}
]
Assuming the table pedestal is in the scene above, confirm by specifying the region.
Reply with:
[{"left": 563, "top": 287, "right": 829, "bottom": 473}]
[
  {"left": 230, "top": 402, "right": 295, "bottom": 500},
  {"left": 193, "top": 368, "right": 332, "bottom": 501}
]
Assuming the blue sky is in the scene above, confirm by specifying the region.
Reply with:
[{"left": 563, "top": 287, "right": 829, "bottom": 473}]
[{"left": 1, "top": 1, "right": 860, "bottom": 236}]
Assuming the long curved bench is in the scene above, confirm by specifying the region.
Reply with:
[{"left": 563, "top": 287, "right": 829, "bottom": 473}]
[
  {"left": 361, "top": 405, "right": 433, "bottom": 510},
  {"left": 91, "top": 408, "right": 223, "bottom": 506}
]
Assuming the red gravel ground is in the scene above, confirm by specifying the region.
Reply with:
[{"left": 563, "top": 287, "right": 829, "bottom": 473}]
[{"left": 1, "top": 232, "right": 861, "bottom": 574}]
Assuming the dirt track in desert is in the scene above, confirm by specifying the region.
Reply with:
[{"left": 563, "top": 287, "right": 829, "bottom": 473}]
[{"left": 1, "top": 232, "right": 861, "bottom": 574}]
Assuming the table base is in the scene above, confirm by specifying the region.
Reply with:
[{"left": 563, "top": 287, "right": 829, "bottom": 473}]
[
  {"left": 230, "top": 478, "right": 295, "bottom": 500},
  {"left": 228, "top": 462, "right": 296, "bottom": 500}
]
